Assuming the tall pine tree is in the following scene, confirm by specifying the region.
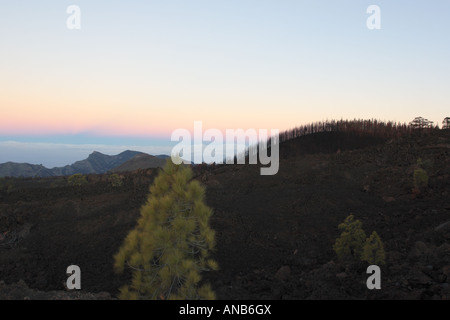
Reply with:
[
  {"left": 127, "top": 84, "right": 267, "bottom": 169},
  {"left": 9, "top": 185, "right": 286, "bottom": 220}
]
[{"left": 114, "top": 159, "right": 218, "bottom": 300}]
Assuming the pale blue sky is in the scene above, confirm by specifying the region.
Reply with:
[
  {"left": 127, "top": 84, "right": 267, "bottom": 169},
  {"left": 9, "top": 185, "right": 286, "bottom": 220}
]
[{"left": 0, "top": 1, "right": 449, "bottom": 166}]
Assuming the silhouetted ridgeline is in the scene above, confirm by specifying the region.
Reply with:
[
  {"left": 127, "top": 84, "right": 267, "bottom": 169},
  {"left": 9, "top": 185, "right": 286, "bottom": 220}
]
[
  {"left": 278, "top": 119, "right": 415, "bottom": 142},
  {"left": 244, "top": 119, "right": 441, "bottom": 161}
]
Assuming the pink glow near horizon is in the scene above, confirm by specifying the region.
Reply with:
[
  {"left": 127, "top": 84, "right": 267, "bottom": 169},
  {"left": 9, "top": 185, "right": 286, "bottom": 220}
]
[{"left": 0, "top": 100, "right": 297, "bottom": 139}]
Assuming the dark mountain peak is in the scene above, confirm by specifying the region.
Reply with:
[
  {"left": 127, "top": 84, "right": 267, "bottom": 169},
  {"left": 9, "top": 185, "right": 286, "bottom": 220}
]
[
  {"left": 111, "top": 153, "right": 166, "bottom": 173},
  {"left": 0, "top": 162, "right": 52, "bottom": 178},
  {"left": 88, "top": 151, "right": 107, "bottom": 158},
  {"left": 118, "top": 150, "right": 143, "bottom": 157}
]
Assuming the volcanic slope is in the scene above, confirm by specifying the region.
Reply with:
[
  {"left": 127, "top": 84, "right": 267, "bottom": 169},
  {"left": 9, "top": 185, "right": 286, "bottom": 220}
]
[{"left": 0, "top": 129, "right": 449, "bottom": 299}]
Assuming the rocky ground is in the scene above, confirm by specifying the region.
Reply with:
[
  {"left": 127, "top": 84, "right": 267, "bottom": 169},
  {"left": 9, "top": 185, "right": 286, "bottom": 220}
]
[{"left": 0, "top": 130, "right": 449, "bottom": 300}]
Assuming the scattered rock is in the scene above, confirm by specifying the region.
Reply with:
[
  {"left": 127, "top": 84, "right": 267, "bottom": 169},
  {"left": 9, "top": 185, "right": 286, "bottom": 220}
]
[
  {"left": 382, "top": 196, "right": 396, "bottom": 203},
  {"left": 409, "top": 241, "right": 430, "bottom": 260},
  {"left": 17, "top": 223, "right": 32, "bottom": 239},
  {"left": 435, "top": 220, "right": 450, "bottom": 232},
  {"left": 442, "top": 266, "right": 450, "bottom": 278},
  {"left": 0, "top": 279, "right": 114, "bottom": 300},
  {"left": 205, "top": 178, "right": 221, "bottom": 187},
  {"left": 436, "top": 243, "right": 450, "bottom": 256},
  {"left": 274, "top": 266, "right": 291, "bottom": 281},
  {"left": 295, "top": 257, "right": 315, "bottom": 267},
  {"left": 409, "top": 270, "right": 433, "bottom": 285}
]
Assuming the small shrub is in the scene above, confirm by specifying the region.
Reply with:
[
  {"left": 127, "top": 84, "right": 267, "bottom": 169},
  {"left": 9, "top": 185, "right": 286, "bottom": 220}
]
[
  {"left": 109, "top": 173, "right": 123, "bottom": 188},
  {"left": 68, "top": 174, "right": 87, "bottom": 187},
  {"left": 361, "top": 231, "right": 386, "bottom": 265},
  {"left": 413, "top": 168, "right": 428, "bottom": 191},
  {"left": 333, "top": 215, "right": 367, "bottom": 262},
  {"left": 417, "top": 157, "right": 433, "bottom": 171}
]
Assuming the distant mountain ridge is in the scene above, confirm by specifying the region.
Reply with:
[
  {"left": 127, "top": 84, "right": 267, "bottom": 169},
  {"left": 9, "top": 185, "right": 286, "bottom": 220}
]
[
  {"left": 111, "top": 153, "right": 167, "bottom": 173},
  {"left": 0, "top": 151, "right": 168, "bottom": 178}
]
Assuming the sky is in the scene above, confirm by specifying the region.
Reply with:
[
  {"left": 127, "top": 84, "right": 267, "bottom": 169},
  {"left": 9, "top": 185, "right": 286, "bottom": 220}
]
[{"left": 1, "top": 1, "right": 449, "bottom": 167}]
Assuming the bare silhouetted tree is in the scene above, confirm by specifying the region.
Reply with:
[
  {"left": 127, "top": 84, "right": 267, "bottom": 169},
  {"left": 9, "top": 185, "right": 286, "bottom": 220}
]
[
  {"left": 442, "top": 117, "right": 450, "bottom": 129},
  {"left": 408, "top": 117, "right": 434, "bottom": 129}
]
